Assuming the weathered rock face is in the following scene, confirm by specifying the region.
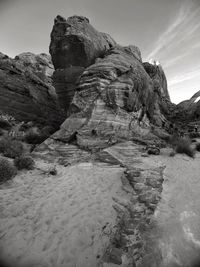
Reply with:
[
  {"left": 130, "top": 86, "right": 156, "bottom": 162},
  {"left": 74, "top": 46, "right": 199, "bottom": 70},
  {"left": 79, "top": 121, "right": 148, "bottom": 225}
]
[
  {"left": 0, "top": 52, "right": 65, "bottom": 126},
  {"left": 50, "top": 15, "right": 117, "bottom": 111},
  {"left": 177, "top": 90, "right": 200, "bottom": 120},
  {"left": 48, "top": 15, "right": 171, "bottom": 148},
  {"left": 51, "top": 45, "right": 155, "bottom": 145},
  {"left": 143, "top": 62, "right": 169, "bottom": 100}
]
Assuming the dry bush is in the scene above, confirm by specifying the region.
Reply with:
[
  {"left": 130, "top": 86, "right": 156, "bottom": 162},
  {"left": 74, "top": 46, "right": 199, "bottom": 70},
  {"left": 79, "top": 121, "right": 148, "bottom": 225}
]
[
  {"left": 0, "top": 158, "right": 17, "bottom": 183},
  {"left": 169, "top": 150, "right": 176, "bottom": 157},
  {"left": 175, "top": 138, "right": 195, "bottom": 158},
  {"left": 0, "top": 137, "right": 23, "bottom": 158},
  {"left": 14, "top": 155, "right": 35, "bottom": 170},
  {"left": 196, "top": 143, "right": 200, "bottom": 152}
]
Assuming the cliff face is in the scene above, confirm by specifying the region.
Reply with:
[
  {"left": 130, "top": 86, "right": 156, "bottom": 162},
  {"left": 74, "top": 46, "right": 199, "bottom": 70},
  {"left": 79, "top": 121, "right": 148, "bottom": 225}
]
[
  {"left": 49, "top": 15, "right": 171, "bottom": 147},
  {"left": 0, "top": 52, "right": 64, "bottom": 126},
  {"left": 49, "top": 15, "right": 117, "bottom": 112}
]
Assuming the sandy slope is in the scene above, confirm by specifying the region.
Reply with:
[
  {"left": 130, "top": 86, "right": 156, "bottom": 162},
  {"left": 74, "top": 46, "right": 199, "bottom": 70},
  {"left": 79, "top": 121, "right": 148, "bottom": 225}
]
[
  {"left": 141, "top": 148, "right": 200, "bottom": 267},
  {"left": 0, "top": 161, "right": 124, "bottom": 267}
]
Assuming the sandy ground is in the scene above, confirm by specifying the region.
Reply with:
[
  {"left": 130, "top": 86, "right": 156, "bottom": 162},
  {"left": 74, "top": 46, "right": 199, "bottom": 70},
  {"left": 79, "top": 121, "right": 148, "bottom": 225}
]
[
  {"left": 0, "top": 161, "right": 124, "bottom": 267},
  {"left": 1, "top": 144, "right": 200, "bottom": 267},
  {"left": 142, "top": 148, "right": 200, "bottom": 267}
]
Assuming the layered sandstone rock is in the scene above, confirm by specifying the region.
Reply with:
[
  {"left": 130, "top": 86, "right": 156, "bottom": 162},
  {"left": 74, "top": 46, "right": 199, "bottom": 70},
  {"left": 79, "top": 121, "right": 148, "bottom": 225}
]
[
  {"left": 48, "top": 15, "right": 171, "bottom": 147},
  {"left": 0, "top": 52, "right": 64, "bottom": 126},
  {"left": 50, "top": 15, "right": 116, "bottom": 111}
]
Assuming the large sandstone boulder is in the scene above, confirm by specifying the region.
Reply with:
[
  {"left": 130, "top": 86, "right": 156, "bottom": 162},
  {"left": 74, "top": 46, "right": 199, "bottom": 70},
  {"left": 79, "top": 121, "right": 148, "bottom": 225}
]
[
  {"left": 0, "top": 52, "right": 64, "bottom": 126},
  {"left": 49, "top": 15, "right": 117, "bottom": 112},
  {"left": 47, "top": 15, "right": 172, "bottom": 150}
]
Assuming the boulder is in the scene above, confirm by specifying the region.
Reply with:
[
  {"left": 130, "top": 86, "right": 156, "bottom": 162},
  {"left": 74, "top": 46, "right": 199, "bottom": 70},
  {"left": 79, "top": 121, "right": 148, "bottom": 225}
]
[{"left": 49, "top": 15, "right": 117, "bottom": 111}]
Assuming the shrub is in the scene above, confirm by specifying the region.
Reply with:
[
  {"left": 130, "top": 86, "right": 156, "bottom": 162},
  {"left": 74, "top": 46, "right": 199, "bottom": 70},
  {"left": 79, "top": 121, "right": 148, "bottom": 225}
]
[
  {"left": 14, "top": 155, "right": 35, "bottom": 170},
  {"left": 0, "top": 129, "right": 4, "bottom": 136},
  {"left": 24, "top": 129, "right": 47, "bottom": 144},
  {"left": 175, "top": 138, "right": 195, "bottom": 158},
  {"left": 0, "top": 118, "right": 12, "bottom": 130},
  {"left": 0, "top": 137, "right": 23, "bottom": 158},
  {"left": 0, "top": 158, "right": 17, "bottom": 183},
  {"left": 49, "top": 166, "right": 57, "bottom": 175},
  {"left": 196, "top": 143, "right": 200, "bottom": 152},
  {"left": 169, "top": 150, "right": 175, "bottom": 157},
  {"left": 189, "top": 132, "right": 200, "bottom": 139}
]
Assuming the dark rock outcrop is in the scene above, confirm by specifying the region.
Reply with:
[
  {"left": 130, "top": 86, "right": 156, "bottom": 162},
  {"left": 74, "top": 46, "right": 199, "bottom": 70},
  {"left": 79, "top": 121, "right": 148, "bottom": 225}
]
[{"left": 0, "top": 52, "right": 64, "bottom": 126}]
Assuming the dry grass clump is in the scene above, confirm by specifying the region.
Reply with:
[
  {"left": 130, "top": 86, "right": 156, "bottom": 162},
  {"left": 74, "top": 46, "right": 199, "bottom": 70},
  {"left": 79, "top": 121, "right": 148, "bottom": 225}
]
[
  {"left": 175, "top": 138, "right": 195, "bottom": 158},
  {"left": 14, "top": 155, "right": 35, "bottom": 170},
  {"left": 0, "top": 137, "right": 23, "bottom": 158},
  {"left": 0, "top": 158, "right": 17, "bottom": 183},
  {"left": 168, "top": 135, "right": 195, "bottom": 158}
]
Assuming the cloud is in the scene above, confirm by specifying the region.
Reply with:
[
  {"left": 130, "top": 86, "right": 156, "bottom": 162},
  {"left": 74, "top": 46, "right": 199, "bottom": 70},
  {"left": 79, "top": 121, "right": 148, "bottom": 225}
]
[
  {"left": 168, "top": 66, "right": 200, "bottom": 87},
  {"left": 147, "top": 0, "right": 200, "bottom": 61}
]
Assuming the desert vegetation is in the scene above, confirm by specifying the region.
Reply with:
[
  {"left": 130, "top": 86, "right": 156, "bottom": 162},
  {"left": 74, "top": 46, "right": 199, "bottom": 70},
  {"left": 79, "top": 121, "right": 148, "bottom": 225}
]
[
  {"left": 0, "top": 157, "right": 17, "bottom": 183},
  {"left": 168, "top": 135, "right": 195, "bottom": 158},
  {"left": 14, "top": 155, "right": 35, "bottom": 170},
  {"left": 0, "top": 137, "right": 24, "bottom": 158}
]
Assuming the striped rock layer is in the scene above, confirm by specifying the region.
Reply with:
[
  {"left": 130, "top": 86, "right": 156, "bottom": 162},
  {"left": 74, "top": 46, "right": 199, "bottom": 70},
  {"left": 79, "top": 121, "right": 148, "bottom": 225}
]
[{"left": 49, "top": 15, "right": 171, "bottom": 146}]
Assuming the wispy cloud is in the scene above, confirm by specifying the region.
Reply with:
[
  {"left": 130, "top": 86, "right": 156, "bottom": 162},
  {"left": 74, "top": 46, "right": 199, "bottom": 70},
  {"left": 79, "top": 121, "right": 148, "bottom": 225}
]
[
  {"left": 147, "top": 0, "right": 200, "bottom": 61},
  {"left": 146, "top": 0, "right": 200, "bottom": 103},
  {"left": 168, "top": 66, "right": 200, "bottom": 87}
]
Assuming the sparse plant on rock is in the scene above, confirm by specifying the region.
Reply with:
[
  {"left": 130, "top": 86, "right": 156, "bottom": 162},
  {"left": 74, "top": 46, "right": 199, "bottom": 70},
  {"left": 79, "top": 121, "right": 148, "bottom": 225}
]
[
  {"left": 14, "top": 155, "right": 35, "bottom": 170},
  {"left": 0, "top": 158, "right": 17, "bottom": 183}
]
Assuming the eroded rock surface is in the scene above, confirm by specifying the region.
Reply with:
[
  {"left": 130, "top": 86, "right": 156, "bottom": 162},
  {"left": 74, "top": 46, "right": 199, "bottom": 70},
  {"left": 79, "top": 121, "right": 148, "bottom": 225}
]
[
  {"left": 48, "top": 15, "right": 172, "bottom": 147},
  {"left": 0, "top": 52, "right": 64, "bottom": 126},
  {"left": 50, "top": 15, "right": 117, "bottom": 111}
]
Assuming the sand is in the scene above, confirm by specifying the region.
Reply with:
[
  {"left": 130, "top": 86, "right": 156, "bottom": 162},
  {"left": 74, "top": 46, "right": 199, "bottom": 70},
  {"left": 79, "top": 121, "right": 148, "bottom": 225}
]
[{"left": 0, "top": 161, "right": 124, "bottom": 267}]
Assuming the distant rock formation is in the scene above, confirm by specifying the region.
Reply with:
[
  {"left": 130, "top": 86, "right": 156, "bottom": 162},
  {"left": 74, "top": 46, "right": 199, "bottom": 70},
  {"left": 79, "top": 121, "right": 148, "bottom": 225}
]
[
  {"left": 49, "top": 15, "right": 171, "bottom": 147},
  {"left": 0, "top": 52, "right": 64, "bottom": 126},
  {"left": 177, "top": 90, "right": 200, "bottom": 120}
]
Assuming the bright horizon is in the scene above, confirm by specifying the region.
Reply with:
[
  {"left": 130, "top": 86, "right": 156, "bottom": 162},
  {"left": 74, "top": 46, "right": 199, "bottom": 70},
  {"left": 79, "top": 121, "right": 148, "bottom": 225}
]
[{"left": 0, "top": 0, "right": 200, "bottom": 104}]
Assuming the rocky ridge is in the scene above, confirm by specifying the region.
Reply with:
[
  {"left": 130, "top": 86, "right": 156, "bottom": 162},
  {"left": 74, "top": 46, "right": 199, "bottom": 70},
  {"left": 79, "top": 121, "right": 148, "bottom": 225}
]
[{"left": 0, "top": 52, "right": 64, "bottom": 127}]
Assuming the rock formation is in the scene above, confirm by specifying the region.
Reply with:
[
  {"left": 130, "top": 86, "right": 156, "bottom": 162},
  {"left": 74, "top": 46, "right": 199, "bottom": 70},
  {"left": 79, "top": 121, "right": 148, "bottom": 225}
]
[
  {"left": 50, "top": 15, "right": 116, "bottom": 111},
  {"left": 0, "top": 52, "right": 65, "bottom": 126},
  {"left": 177, "top": 90, "right": 200, "bottom": 121},
  {"left": 49, "top": 15, "right": 171, "bottom": 147}
]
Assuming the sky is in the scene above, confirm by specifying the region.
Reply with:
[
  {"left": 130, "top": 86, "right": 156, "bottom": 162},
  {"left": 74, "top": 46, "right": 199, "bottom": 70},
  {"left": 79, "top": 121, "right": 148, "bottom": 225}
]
[{"left": 0, "top": 0, "right": 199, "bottom": 104}]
